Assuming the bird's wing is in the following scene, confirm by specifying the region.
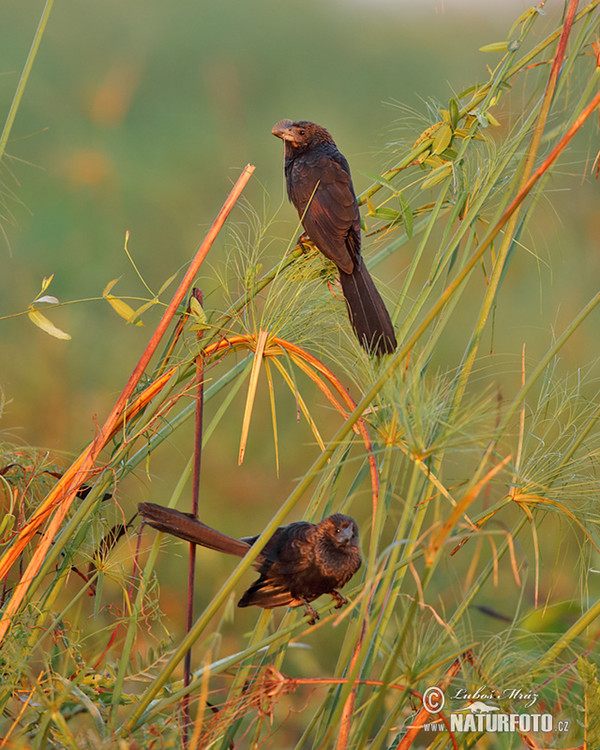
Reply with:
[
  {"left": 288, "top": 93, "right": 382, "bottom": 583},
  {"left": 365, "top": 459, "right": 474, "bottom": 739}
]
[
  {"left": 238, "top": 525, "right": 318, "bottom": 609},
  {"left": 239, "top": 523, "right": 313, "bottom": 572},
  {"left": 242, "top": 523, "right": 316, "bottom": 580},
  {"left": 266, "top": 522, "right": 317, "bottom": 576},
  {"left": 289, "top": 154, "right": 360, "bottom": 274}
]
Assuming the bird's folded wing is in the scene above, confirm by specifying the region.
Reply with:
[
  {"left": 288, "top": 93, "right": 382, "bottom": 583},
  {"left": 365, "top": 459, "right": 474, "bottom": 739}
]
[
  {"left": 289, "top": 156, "right": 359, "bottom": 274},
  {"left": 263, "top": 523, "right": 316, "bottom": 576}
]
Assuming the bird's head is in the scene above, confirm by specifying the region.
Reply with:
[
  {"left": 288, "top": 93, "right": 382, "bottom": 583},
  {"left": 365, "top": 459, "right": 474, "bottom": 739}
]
[
  {"left": 272, "top": 119, "right": 335, "bottom": 152},
  {"left": 323, "top": 513, "right": 360, "bottom": 548}
]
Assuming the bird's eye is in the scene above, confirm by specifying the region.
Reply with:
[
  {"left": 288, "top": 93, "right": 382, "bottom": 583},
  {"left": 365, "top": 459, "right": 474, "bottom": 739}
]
[
  {"left": 335, "top": 528, "right": 341, "bottom": 534},
  {"left": 298, "top": 129, "right": 305, "bottom": 136}
]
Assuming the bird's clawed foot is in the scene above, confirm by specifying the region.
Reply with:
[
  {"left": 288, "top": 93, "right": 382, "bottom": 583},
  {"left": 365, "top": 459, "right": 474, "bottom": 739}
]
[
  {"left": 302, "top": 600, "right": 320, "bottom": 625},
  {"left": 330, "top": 590, "right": 348, "bottom": 609},
  {"left": 296, "top": 232, "right": 310, "bottom": 253}
]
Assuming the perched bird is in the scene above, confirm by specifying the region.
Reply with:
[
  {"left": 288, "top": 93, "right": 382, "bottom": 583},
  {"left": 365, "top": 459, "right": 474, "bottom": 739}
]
[
  {"left": 138, "top": 502, "right": 361, "bottom": 623},
  {"left": 272, "top": 119, "right": 397, "bottom": 356}
]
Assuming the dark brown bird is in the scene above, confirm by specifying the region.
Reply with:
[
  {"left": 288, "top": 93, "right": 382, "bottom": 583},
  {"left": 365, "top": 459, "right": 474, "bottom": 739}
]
[
  {"left": 272, "top": 119, "right": 397, "bottom": 356},
  {"left": 138, "top": 502, "right": 361, "bottom": 623}
]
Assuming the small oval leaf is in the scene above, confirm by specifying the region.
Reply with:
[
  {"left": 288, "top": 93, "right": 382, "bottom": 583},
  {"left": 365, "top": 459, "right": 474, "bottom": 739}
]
[
  {"left": 423, "top": 155, "right": 445, "bottom": 169},
  {"left": 189, "top": 296, "right": 208, "bottom": 325},
  {"left": 432, "top": 123, "right": 453, "bottom": 155}
]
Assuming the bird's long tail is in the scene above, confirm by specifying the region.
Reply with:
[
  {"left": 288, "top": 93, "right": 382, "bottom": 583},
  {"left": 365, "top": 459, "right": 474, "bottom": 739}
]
[
  {"left": 339, "top": 261, "right": 397, "bottom": 356},
  {"left": 138, "top": 502, "right": 250, "bottom": 557}
]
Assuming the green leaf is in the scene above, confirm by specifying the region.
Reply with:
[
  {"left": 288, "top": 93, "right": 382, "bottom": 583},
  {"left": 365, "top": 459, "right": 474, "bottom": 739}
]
[
  {"left": 131, "top": 300, "right": 156, "bottom": 323},
  {"left": 397, "top": 191, "right": 413, "bottom": 238},
  {"left": 420, "top": 163, "right": 453, "bottom": 190},
  {"left": 423, "top": 155, "right": 445, "bottom": 169},
  {"left": 189, "top": 295, "right": 205, "bottom": 319},
  {"left": 479, "top": 41, "right": 509, "bottom": 53},
  {"left": 104, "top": 295, "right": 144, "bottom": 326},
  {"left": 0, "top": 512, "right": 15, "bottom": 537},
  {"left": 27, "top": 309, "right": 72, "bottom": 340},
  {"left": 448, "top": 98, "right": 459, "bottom": 129},
  {"left": 432, "top": 123, "right": 453, "bottom": 155},
  {"left": 158, "top": 272, "right": 178, "bottom": 296},
  {"left": 439, "top": 147, "right": 458, "bottom": 161},
  {"left": 368, "top": 207, "right": 403, "bottom": 223},
  {"left": 189, "top": 296, "right": 210, "bottom": 330},
  {"left": 363, "top": 171, "right": 398, "bottom": 194}
]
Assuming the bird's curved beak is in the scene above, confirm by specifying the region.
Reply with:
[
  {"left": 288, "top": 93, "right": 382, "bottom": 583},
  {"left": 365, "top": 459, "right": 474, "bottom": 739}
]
[{"left": 272, "top": 119, "right": 294, "bottom": 140}]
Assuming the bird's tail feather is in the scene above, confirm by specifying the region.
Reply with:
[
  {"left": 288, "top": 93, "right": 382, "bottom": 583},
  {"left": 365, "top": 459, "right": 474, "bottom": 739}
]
[
  {"left": 138, "top": 502, "right": 250, "bottom": 557},
  {"left": 339, "top": 262, "right": 397, "bottom": 356},
  {"left": 238, "top": 579, "right": 298, "bottom": 609}
]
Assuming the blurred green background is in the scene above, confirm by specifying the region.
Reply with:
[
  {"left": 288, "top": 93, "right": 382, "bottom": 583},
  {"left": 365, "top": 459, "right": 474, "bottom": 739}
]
[
  {"left": 1, "top": 0, "right": 598, "bottom": 630},
  {"left": 2, "top": 0, "right": 596, "bottom": 447}
]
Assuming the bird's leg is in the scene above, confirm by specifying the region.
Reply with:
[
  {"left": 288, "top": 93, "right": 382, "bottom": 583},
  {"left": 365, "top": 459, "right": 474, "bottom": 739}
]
[
  {"left": 301, "top": 599, "right": 320, "bottom": 625},
  {"left": 330, "top": 590, "right": 348, "bottom": 609},
  {"left": 296, "top": 231, "right": 310, "bottom": 253}
]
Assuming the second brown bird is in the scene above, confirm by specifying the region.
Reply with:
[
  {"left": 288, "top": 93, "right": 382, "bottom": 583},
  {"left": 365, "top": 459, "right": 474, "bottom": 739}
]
[{"left": 139, "top": 502, "right": 361, "bottom": 624}]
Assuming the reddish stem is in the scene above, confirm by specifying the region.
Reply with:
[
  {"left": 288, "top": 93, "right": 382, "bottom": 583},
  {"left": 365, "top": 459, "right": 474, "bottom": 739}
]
[{"left": 183, "top": 289, "right": 205, "bottom": 744}]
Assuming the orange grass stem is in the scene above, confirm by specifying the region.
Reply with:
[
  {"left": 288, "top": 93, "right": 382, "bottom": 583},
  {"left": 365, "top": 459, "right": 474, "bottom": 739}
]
[{"left": 0, "top": 166, "right": 254, "bottom": 644}]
